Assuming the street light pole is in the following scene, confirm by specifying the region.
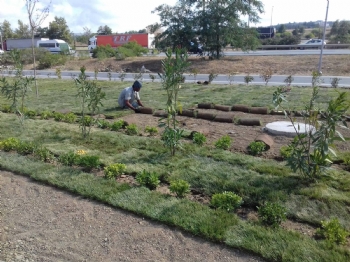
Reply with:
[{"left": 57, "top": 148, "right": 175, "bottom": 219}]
[
  {"left": 270, "top": 6, "right": 274, "bottom": 38},
  {"left": 318, "top": 0, "right": 329, "bottom": 74}
]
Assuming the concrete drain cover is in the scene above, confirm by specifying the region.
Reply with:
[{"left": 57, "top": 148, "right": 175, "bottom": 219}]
[{"left": 265, "top": 121, "right": 315, "bottom": 137}]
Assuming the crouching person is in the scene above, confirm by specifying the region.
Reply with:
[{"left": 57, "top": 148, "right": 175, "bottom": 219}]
[{"left": 118, "top": 80, "right": 144, "bottom": 112}]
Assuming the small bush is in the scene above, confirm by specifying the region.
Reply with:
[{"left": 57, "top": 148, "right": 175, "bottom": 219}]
[
  {"left": 111, "top": 120, "right": 126, "bottom": 131},
  {"left": 1, "top": 137, "right": 20, "bottom": 152},
  {"left": 248, "top": 141, "right": 266, "bottom": 156},
  {"left": 33, "top": 146, "right": 55, "bottom": 163},
  {"left": 63, "top": 113, "right": 77, "bottom": 123},
  {"left": 59, "top": 151, "right": 79, "bottom": 166},
  {"left": 192, "top": 132, "right": 206, "bottom": 146},
  {"left": 210, "top": 191, "right": 243, "bottom": 212},
  {"left": 257, "top": 202, "right": 287, "bottom": 227},
  {"left": 1, "top": 105, "right": 14, "bottom": 113},
  {"left": 91, "top": 44, "right": 116, "bottom": 59},
  {"left": 214, "top": 135, "right": 232, "bottom": 150},
  {"left": 126, "top": 123, "right": 138, "bottom": 135},
  {"left": 38, "top": 53, "right": 67, "bottom": 69},
  {"left": 24, "top": 109, "right": 37, "bottom": 119},
  {"left": 40, "top": 110, "right": 53, "bottom": 120},
  {"left": 169, "top": 179, "right": 190, "bottom": 198},
  {"left": 316, "top": 218, "right": 349, "bottom": 245},
  {"left": 244, "top": 74, "right": 254, "bottom": 85},
  {"left": 280, "top": 145, "right": 293, "bottom": 159},
  {"left": 17, "top": 141, "right": 36, "bottom": 155},
  {"left": 97, "top": 119, "right": 111, "bottom": 129},
  {"left": 53, "top": 112, "right": 65, "bottom": 122},
  {"left": 104, "top": 163, "right": 127, "bottom": 180},
  {"left": 76, "top": 155, "right": 101, "bottom": 170},
  {"left": 80, "top": 115, "right": 94, "bottom": 126},
  {"left": 136, "top": 170, "right": 160, "bottom": 190},
  {"left": 145, "top": 126, "right": 158, "bottom": 136}
]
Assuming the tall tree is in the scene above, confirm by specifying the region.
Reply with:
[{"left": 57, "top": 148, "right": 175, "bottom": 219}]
[
  {"left": 97, "top": 25, "right": 112, "bottom": 35},
  {"left": 47, "top": 17, "right": 72, "bottom": 43},
  {"left": 75, "top": 27, "right": 93, "bottom": 44},
  {"left": 14, "top": 20, "right": 31, "bottom": 38},
  {"left": 26, "top": 0, "right": 51, "bottom": 98},
  {"left": 154, "top": 0, "right": 264, "bottom": 59},
  {"left": 277, "top": 24, "right": 286, "bottom": 34},
  {"left": 0, "top": 20, "right": 15, "bottom": 40}
]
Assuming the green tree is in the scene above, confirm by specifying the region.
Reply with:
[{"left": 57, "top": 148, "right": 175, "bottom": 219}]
[
  {"left": 153, "top": 0, "right": 264, "bottom": 59},
  {"left": 47, "top": 17, "right": 72, "bottom": 43},
  {"left": 75, "top": 27, "right": 93, "bottom": 44},
  {"left": 330, "top": 20, "right": 350, "bottom": 43},
  {"left": 0, "top": 20, "right": 15, "bottom": 40},
  {"left": 14, "top": 20, "right": 31, "bottom": 38},
  {"left": 97, "top": 25, "right": 112, "bottom": 35},
  {"left": 277, "top": 24, "right": 286, "bottom": 34}
]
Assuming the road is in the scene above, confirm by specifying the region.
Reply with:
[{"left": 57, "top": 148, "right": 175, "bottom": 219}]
[
  {"left": 219, "top": 49, "right": 350, "bottom": 56},
  {"left": 2, "top": 70, "right": 348, "bottom": 88}
]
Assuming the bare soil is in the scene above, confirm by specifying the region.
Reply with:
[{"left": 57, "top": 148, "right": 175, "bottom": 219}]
[{"left": 51, "top": 54, "right": 350, "bottom": 76}]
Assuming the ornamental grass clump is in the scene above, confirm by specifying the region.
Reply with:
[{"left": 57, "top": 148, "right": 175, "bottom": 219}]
[
  {"left": 210, "top": 191, "right": 243, "bottom": 212},
  {"left": 104, "top": 163, "right": 127, "bottom": 180}
]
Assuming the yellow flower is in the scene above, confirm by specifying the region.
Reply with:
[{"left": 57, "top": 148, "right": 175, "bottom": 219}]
[{"left": 76, "top": 149, "right": 87, "bottom": 155}]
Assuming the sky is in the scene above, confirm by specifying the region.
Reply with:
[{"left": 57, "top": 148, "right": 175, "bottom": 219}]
[{"left": 0, "top": 0, "right": 349, "bottom": 34}]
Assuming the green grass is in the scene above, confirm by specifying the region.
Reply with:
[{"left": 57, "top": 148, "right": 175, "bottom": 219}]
[{"left": 1, "top": 78, "right": 350, "bottom": 261}]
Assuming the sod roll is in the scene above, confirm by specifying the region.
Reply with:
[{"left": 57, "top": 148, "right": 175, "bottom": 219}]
[
  {"left": 270, "top": 110, "right": 290, "bottom": 115},
  {"left": 255, "top": 134, "right": 274, "bottom": 150},
  {"left": 197, "top": 112, "right": 216, "bottom": 120},
  {"left": 136, "top": 107, "right": 154, "bottom": 114},
  {"left": 249, "top": 107, "right": 269, "bottom": 115},
  {"left": 232, "top": 104, "right": 250, "bottom": 113},
  {"left": 153, "top": 110, "right": 168, "bottom": 117},
  {"left": 238, "top": 119, "right": 262, "bottom": 126},
  {"left": 179, "top": 110, "right": 196, "bottom": 117},
  {"left": 214, "top": 114, "right": 235, "bottom": 123},
  {"left": 214, "top": 105, "right": 231, "bottom": 112},
  {"left": 198, "top": 103, "right": 214, "bottom": 109}
]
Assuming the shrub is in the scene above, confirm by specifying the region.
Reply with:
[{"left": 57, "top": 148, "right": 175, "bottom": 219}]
[
  {"left": 169, "top": 179, "right": 190, "bottom": 198},
  {"left": 1, "top": 105, "right": 14, "bottom": 113},
  {"left": 33, "top": 146, "right": 55, "bottom": 163},
  {"left": 316, "top": 218, "right": 349, "bottom": 245},
  {"left": 63, "top": 112, "right": 77, "bottom": 123},
  {"left": 24, "top": 109, "right": 37, "bottom": 119},
  {"left": 17, "top": 141, "right": 35, "bottom": 155},
  {"left": 97, "top": 119, "right": 111, "bottom": 129},
  {"left": 38, "top": 53, "right": 67, "bottom": 69},
  {"left": 126, "top": 123, "right": 138, "bottom": 135},
  {"left": 280, "top": 145, "right": 293, "bottom": 159},
  {"left": 111, "top": 120, "right": 126, "bottom": 131},
  {"left": 76, "top": 155, "right": 101, "bottom": 170},
  {"left": 145, "top": 126, "right": 158, "bottom": 136},
  {"left": 104, "top": 163, "right": 127, "bottom": 180},
  {"left": 257, "top": 202, "right": 287, "bottom": 227},
  {"left": 248, "top": 141, "right": 266, "bottom": 156},
  {"left": 192, "top": 132, "right": 207, "bottom": 146},
  {"left": 117, "top": 41, "right": 148, "bottom": 57},
  {"left": 91, "top": 44, "right": 116, "bottom": 59},
  {"left": 214, "top": 135, "right": 232, "bottom": 150},
  {"left": 40, "top": 110, "right": 53, "bottom": 120},
  {"left": 136, "top": 170, "right": 160, "bottom": 190},
  {"left": 53, "top": 112, "right": 65, "bottom": 121},
  {"left": 210, "top": 191, "right": 243, "bottom": 212},
  {"left": 59, "top": 151, "right": 79, "bottom": 166},
  {"left": 1, "top": 137, "right": 20, "bottom": 152},
  {"left": 80, "top": 115, "right": 94, "bottom": 126},
  {"left": 244, "top": 74, "right": 254, "bottom": 85}
]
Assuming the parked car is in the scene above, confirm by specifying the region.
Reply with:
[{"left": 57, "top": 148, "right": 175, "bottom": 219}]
[{"left": 298, "top": 39, "right": 326, "bottom": 49}]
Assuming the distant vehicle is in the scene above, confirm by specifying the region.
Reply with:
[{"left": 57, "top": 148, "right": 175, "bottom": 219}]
[
  {"left": 256, "top": 27, "right": 276, "bottom": 39},
  {"left": 5, "top": 38, "right": 49, "bottom": 51},
  {"left": 298, "top": 39, "right": 326, "bottom": 49},
  {"left": 88, "top": 33, "right": 155, "bottom": 52},
  {"left": 37, "top": 39, "right": 75, "bottom": 54}
]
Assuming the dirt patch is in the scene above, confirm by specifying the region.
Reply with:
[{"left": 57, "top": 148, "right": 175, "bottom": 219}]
[
  {"left": 39, "top": 54, "right": 350, "bottom": 76},
  {"left": 0, "top": 170, "right": 264, "bottom": 262}
]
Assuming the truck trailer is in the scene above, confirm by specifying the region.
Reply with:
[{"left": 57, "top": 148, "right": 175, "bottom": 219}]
[
  {"left": 88, "top": 33, "right": 155, "bottom": 51},
  {"left": 5, "top": 38, "right": 49, "bottom": 51}
]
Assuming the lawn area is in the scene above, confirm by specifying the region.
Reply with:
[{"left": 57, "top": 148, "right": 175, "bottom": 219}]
[{"left": 1, "top": 78, "right": 350, "bottom": 261}]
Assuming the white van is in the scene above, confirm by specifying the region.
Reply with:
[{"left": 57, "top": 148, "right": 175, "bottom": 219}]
[{"left": 37, "top": 39, "right": 74, "bottom": 54}]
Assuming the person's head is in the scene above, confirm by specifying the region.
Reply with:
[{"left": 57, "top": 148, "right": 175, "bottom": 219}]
[{"left": 132, "top": 80, "right": 142, "bottom": 91}]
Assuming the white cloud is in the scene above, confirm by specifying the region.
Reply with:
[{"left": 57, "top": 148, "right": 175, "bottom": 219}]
[{"left": 1, "top": 0, "right": 348, "bottom": 35}]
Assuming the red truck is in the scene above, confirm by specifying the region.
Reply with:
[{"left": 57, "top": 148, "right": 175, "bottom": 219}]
[{"left": 88, "top": 33, "right": 155, "bottom": 51}]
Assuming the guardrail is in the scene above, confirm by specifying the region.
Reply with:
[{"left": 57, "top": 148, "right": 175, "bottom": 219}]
[{"left": 257, "top": 44, "right": 350, "bottom": 50}]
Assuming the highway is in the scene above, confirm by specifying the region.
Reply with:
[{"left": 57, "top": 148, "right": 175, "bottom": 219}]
[{"left": 4, "top": 70, "right": 350, "bottom": 88}]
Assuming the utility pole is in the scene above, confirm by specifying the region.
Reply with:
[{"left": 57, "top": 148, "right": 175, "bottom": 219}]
[
  {"left": 318, "top": 0, "right": 329, "bottom": 74},
  {"left": 270, "top": 6, "right": 274, "bottom": 38}
]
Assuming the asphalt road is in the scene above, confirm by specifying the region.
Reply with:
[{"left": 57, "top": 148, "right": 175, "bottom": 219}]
[
  {"left": 5, "top": 70, "right": 350, "bottom": 88},
  {"left": 219, "top": 49, "right": 350, "bottom": 56}
]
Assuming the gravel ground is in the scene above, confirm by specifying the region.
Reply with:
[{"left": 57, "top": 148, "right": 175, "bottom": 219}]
[{"left": 0, "top": 170, "right": 264, "bottom": 262}]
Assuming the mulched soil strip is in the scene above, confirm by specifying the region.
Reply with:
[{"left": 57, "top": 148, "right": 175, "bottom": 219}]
[
  {"left": 214, "top": 105, "right": 231, "bottom": 111},
  {"left": 232, "top": 104, "right": 250, "bottom": 113},
  {"left": 214, "top": 114, "right": 235, "bottom": 123},
  {"left": 179, "top": 110, "right": 197, "bottom": 117},
  {"left": 153, "top": 110, "right": 168, "bottom": 117},
  {"left": 255, "top": 134, "right": 274, "bottom": 150},
  {"left": 249, "top": 107, "right": 269, "bottom": 115},
  {"left": 238, "top": 119, "right": 262, "bottom": 126},
  {"left": 197, "top": 112, "right": 216, "bottom": 120},
  {"left": 198, "top": 103, "right": 214, "bottom": 109},
  {"left": 137, "top": 107, "right": 154, "bottom": 114}
]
